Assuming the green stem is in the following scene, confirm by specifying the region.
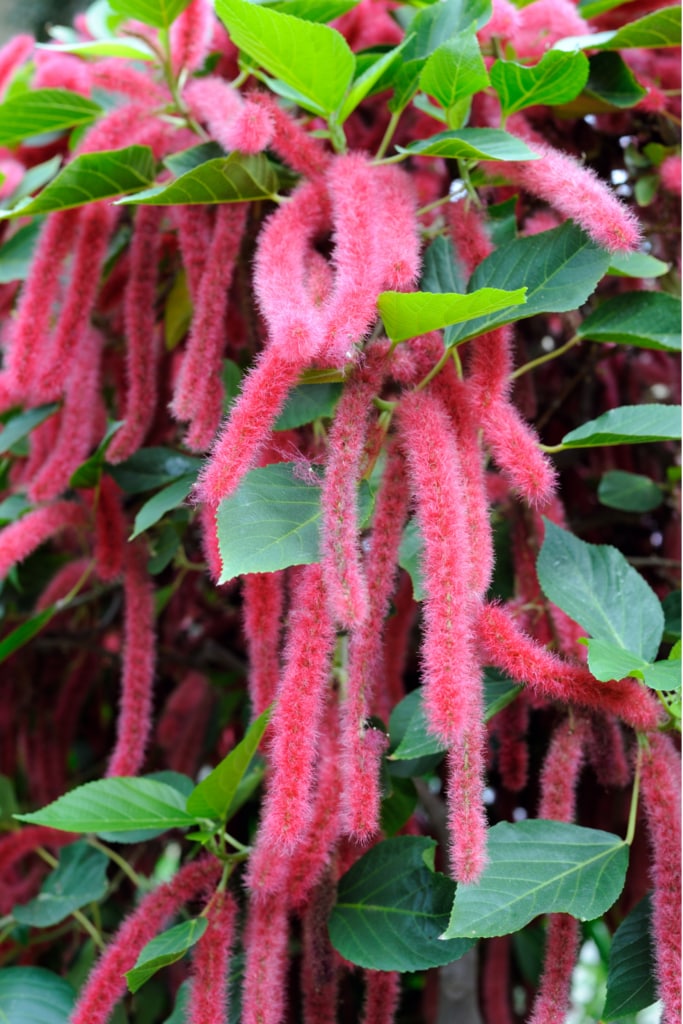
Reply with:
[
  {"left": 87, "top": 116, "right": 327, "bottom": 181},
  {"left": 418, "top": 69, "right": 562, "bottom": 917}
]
[
  {"left": 373, "top": 397, "right": 396, "bottom": 413},
  {"left": 72, "top": 909, "right": 105, "bottom": 950},
  {"left": 374, "top": 109, "right": 402, "bottom": 162},
  {"left": 222, "top": 832, "right": 251, "bottom": 855},
  {"left": 415, "top": 194, "right": 452, "bottom": 218},
  {"left": 415, "top": 348, "right": 451, "bottom": 391},
  {"left": 538, "top": 442, "right": 566, "bottom": 454},
  {"left": 626, "top": 740, "right": 644, "bottom": 846},
  {"left": 87, "top": 837, "right": 146, "bottom": 889},
  {"left": 511, "top": 336, "right": 581, "bottom": 380}
]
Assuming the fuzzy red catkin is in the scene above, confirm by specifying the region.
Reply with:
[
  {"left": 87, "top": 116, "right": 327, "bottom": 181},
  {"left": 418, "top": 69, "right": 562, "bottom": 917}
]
[
  {"left": 170, "top": 0, "right": 215, "bottom": 75},
  {"left": 361, "top": 970, "right": 401, "bottom": 1024},
  {"left": 0, "top": 501, "right": 88, "bottom": 580},
  {"left": 0, "top": 34, "right": 33, "bottom": 97},
  {"left": 447, "top": 715, "right": 488, "bottom": 882},
  {"left": 69, "top": 858, "right": 221, "bottom": 1024},
  {"left": 241, "top": 892, "right": 290, "bottom": 1024},
  {"left": 93, "top": 476, "right": 127, "bottom": 582},
  {"left": 300, "top": 875, "right": 340, "bottom": 1024},
  {"left": 247, "top": 92, "right": 331, "bottom": 179},
  {"left": 242, "top": 572, "right": 284, "bottom": 716},
  {"left": 482, "top": 936, "right": 515, "bottom": 1024},
  {"left": 171, "top": 205, "right": 213, "bottom": 301},
  {"left": 373, "top": 163, "right": 421, "bottom": 291},
  {"left": 638, "top": 732, "right": 682, "bottom": 1024},
  {"left": 188, "top": 890, "right": 237, "bottom": 1024},
  {"left": 106, "top": 542, "right": 156, "bottom": 778},
  {"left": 494, "top": 692, "right": 530, "bottom": 793},
  {"left": 185, "top": 78, "right": 273, "bottom": 155},
  {"left": 585, "top": 714, "right": 630, "bottom": 789},
  {"left": 107, "top": 206, "right": 164, "bottom": 463}
]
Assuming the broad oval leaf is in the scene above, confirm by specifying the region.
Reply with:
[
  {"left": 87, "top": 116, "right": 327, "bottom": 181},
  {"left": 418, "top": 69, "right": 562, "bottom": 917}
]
[
  {"left": 578, "top": 292, "right": 681, "bottom": 351},
  {"left": 447, "top": 222, "right": 611, "bottom": 344},
  {"left": 491, "top": 50, "right": 589, "bottom": 117},
  {"left": 561, "top": 404, "right": 682, "bottom": 448},
  {"left": 126, "top": 918, "right": 208, "bottom": 993},
  {"left": 130, "top": 473, "right": 197, "bottom": 539},
  {"left": 110, "top": 0, "right": 194, "bottom": 29},
  {"left": 0, "top": 147, "right": 156, "bottom": 218},
  {"left": 555, "top": 5, "right": 682, "bottom": 50},
  {"left": 603, "top": 896, "right": 657, "bottom": 1020},
  {"left": 598, "top": 470, "right": 663, "bottom": 513},
  {"left": 117, "top": 153, "right": 279, "bottom": 206},
  {"left": 419, "top": 32, "right": 489, "bottom": 110},
  {"left": 215, "top": 0, "right": 355, "bottom": 115},
  {"left": 378, "top": 287, "right": 527, "bottom": 343},
  {"left": 14, "top": 777, "right": 197, "bottom": 834},
  {"left": 0, "top": 89, "right": 102, "bottom": 149},
  {"left": 329, "top": 836, "right": 475, "bottom": 970},
  {"left": 0, "top": 967, "right": 75, "bottom": 1024},
  {"left": 585, "top": 639, "right": 681, "bottom": 691},
  {"left": 443, "top": 820, "right": 629, "bottom": 939},
  {"left": 13, "top": 842, "right": 108, "bottom": 927},
  {"left": 272, "top": 0, "right": 360, "bottom": 20},
  {"left": 537, "top": 519, "right": 664, "bottom": 661},
  {"left": 187, "top": 705, "right": 271, "bottom": 819},
  {"left": 400, "top": 127, "right": 538, "bottom": 162}
]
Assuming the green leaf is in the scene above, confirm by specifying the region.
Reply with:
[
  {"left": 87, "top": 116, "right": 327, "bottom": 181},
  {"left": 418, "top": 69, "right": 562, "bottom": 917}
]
[
  {"left": 662, "top": 591, "right": 681, "bottom": 641},
  {"left": 579, "top": 0, "right": 635, "bottom": 17},
  {"left": 110, "top": 0, "right": 193, "bottom": 29},
  {"left": 14, "top": 777, "right": 197, "bottom": 834},
  {"left": 486, "top": 196, "right": 518, "bottom": 246},
  {"left": 585, "top": 639, "right": 680, "bottom": 690},
  {"left": 400, "top": 127, "right": 538, "bottom": 162},
  {"left": 36, "top": 37, "right": 156, "bottom": 60},
  {"left": 130, "top": 473, "right": 197, "bottom": 539},
  {"left": 603, "top": 896, "right": 657, "bottom": 1019},
  {"left": 443, "top": 820, "right": 629, "bottom": 939},
  {"left": 329, "top": 836, "right": 475, "bottom": 970},
  {"left": 117, "top": 153, "right": 279, "bottom": 206},
  {"left": 0, "top": 220, "right": 43, "bottom": 283},
  {"left": 215, "top": 0, "right": 355, "bottom": 115},
  {"left": 0, "top": 494, "right": 31, "bottom": 525},
  {"left": 338, "top": 39, "right": 409, "bottom": 122},
  {"left": 537, "top": 520, "right": 663, "bottom": 661},
  {"left": 555, "top": 5, "right": 682, "bottom": 50},
  {"left": 0, "top": 967, "right": 75, "bottom": 1024},
  {"left": 598, "top": 470, "right": 663, "bottom": 513},
  {"left": 271, "top": 0, "right": 360, "bottom": 21},
  {"left": 608, "top": 249, "right": 670, "bottom": 278},
  {"left": 561, "top": 404, "right": 682, "bottom": 448},
  {"left": 186, "top": 705, "right": 272, "bottom": 820},
  {"left": 491, "top": 50, "right": 589, "bottom": 117},
  {"left": 378, "top": 286, "right": 527, "bottom": 343},
  {"left": 108, "top": 447, "right": 202, "bottom": 494},
  {"left": 0, "top": 147, "right": 156, "bottom": 218},
  {"left": 584, "top": 51, "right": 647, "bottom": 109},
  {"left": 398, "top": 516, "right": 425, "bottom": 600},
  {"left": 125, "top": 919, "right": 208, "bottom": 994},
  {"left": 579, "top": 292, "right": 682, "bottom": 351},
  {"left": 9, "top": 157, "right": 63, "bottom": 205},
  {"left": 163, "top": 142, "right": 225, "bottom": 177},
  {"left": 0, "top": 608, "right": 56, "bottom": 662},
  {"left": 13, "top": 842, "right": 108, "bottom": 927},
  {"left": 420, "top": 236, "right": 467, "bottom": 296},
  {"left": 0, "top": 404, "right": 58, "bottom": 455},
  {"left": 0, "top": 89, "right": 102, "bottom": 148},
  {"left": 380, "top": 776, "right": 417, "bottom": 837},
  {"left": 447, "top": 222, "right": 611, "bottom": 344},
  {"left": 404, "top": 0, "right": 492, "bottom": 62},
  {"left": 419, "top": 32, "right": 489, "bottom": 110},
  {"left": 69, "top": 421, "right": 123, "bottom": 488},
  {"left": 273, "top": 383, "right": 342, "bottom": 430}
]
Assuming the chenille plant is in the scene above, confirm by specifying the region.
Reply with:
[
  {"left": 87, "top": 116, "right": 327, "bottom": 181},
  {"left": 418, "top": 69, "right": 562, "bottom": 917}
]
[{"left": 0, "top": 0, "right": 680, "bottom": 1021}]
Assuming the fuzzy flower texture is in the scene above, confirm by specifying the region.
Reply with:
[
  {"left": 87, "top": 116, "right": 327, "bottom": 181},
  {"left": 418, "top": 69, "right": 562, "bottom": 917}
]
[{"left": 0, "top": 0, "right": 679, "bottom": 1022}]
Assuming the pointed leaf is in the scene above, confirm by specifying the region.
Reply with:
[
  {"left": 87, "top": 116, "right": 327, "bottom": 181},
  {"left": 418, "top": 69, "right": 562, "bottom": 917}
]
[
  {"left": 401, "top": 127, "right": 538, "bottom": 161},
  {"left": 14, "top": 778, "right": 197, "bottom": 833},
  {"left": 491, "top": 50, "right": 588, "bottom": 117},
  {"left": 443, "top": 820, "right": 629, "bottom": 939},
  {"left": 0, "top": 403, "right": 58, "bottom": 454},
  {"left": 0, "top": 89, "right": 102, "bottom": 148},
  {"left": 272, "top": 0, "right": 360, "bottom": 21},
  {"left": 125, "top": 919, "right": 208, "bottom": 994},
  {"left": 13, "top": 842, "right": 108, "bottom": 927},
  {"left": 378, "top": 286, "right": 527, "bottom": 343},
  {"left": 329, "top": 836, "right": 475, "bottom": 970},
  {"left": 598, "top": 470, "right": 663, "bottom": 513},
  {"left": 110, "top": 0, "right": 193, "bottom": 29},
  {"left": 187, "top": 705, "right": 272, "bottom": 819},
  {"left": 578, "top": 292, "right": 681, "bottom": 351},
  {"left": 555, "top": 5, "right": 682, "bottom": 50},
  {"left": 108, "top": 447, "right": 202, "bottom": 493},
  {"left": 338, "top": 39, "right": 409, "bottom": 122},
  {"left": 0, "top": 147, "right": 156, "bottom": 218},
  {"left": 0, "top": 967, "right": 75, "bottom": 1024},
  {"left": 215, "top": 0, "right": 355, "bottom": 115},
  {"left": 420, "top": 32, "right": 489, "bottom": 109},
  {"left": 585, "top": 51, "right": 647, "bottom": 109},
  {"left": 130, "top": 473, "right": 197, "bottom": 539},
  {"left": 586, "top": 640, "right": 680, "bottom": 691},
  {"left": 608, "top": 250, "right": 669, "bottom": 278},
  {"left": 537, "top": 520, "right": 663, "bottom": 661},
  {"left": 447, "top": 222, "right": 611, "bottom": 344},
  {"left": 36, "top": 37, "right": 156, "bottom": 60},
  {"left": 561, "top": 404, "right": 681, "bottom": 448},
  {"left": 117, "top": 153, "right": 279, "bottom": 206},
  {"left": 603, "top": 896, "right": 657, "bottom": 1019}
]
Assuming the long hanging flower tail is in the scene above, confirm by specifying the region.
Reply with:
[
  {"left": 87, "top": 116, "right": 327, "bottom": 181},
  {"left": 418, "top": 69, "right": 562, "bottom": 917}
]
[{"left": 188, "top": 890, "right": 237, "bottom": 1024}]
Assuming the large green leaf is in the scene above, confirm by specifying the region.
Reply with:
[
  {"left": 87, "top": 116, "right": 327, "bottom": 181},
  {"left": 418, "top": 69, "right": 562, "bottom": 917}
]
[
  {"left": 13, "top": 842, "right": 108, "bottom": 927},
  {"left": 378, "top": 287, "right": 527, "bottom": 343},
  {"left": 215, "top": 0, "right": 355, "bottom": 115},
  {"left": 537, "top": 520, "right": 663, "bottom": 661},
  {"left": 401, "top": 127, "right": 538, "bottom": 162},
  {"left": 584, "top": 52, "right": 647, "bottom": 109},
  {"left": 577, "top": 292, "right": 681, "bottom": 351},
  {"left": 130, "top": 473, "right": 197, "bottom": 539},
  {"left": 272, "top": 0, "right": 360, "bottom": 20},
  {"left": 273, "top": 383, "right": 342, "bottom": 430},
  {"left": 560, "top": 404, "right": 681, "bottom": 448},
  {"left": 15, "top": 778, "right": 197, "bottom": 834},
  {"left": 125, "top": 919, "right": 208, "bottom": 994},
  {"left": 598, "top": 470, "right": 663, "bottom": 513},
  {"left": 419, "top": 32, "right": 489, "bottom": 110},
  {"left": 0, "top": 90, "right": 102, "bottom": 148},
  {"left": 108, "top": 447, "right": 202, "bottom": 494},
  {"left": 186, "top": 705, "right": 271, "bottom": 820},
  {"left": 0, "top": 147, "right": 156, "bottom": 218},
  {"left": 584, "top": 639, "right": 680, "bottom": 691},
  {"left": 110, "top": 0, "right": 193, "bottom": 29},
  {"left": 0, "top": 967, "right": 75, "bottom": 1024},
  {"left": 329, "top": 836, "right": 475, "bottom": 970},
  {"left": 603, "top": 896, "right": 657, "bottom": 1020},
  {"left": 443, "top": 820, "right": 629, "bottom": 939},
  {"left": 555, "top": 5, "right": 681, "bottom": 50},
  {"left": 447, "top": 222, "right": 611, "bottom": 344},
  {"left": 0, "top": 403, "right": 58, "bottom": 454},
  {"left": 403, "top": 0, "right": 492, "bottom": 61},
  {"left": 491, "top": 50, "right": 589, "bottom": 117},
  {"left": 117, "top": 153, "right": 279, "bottom": 206}
]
